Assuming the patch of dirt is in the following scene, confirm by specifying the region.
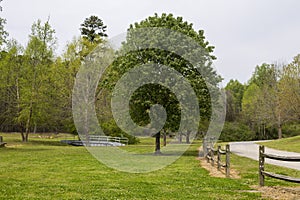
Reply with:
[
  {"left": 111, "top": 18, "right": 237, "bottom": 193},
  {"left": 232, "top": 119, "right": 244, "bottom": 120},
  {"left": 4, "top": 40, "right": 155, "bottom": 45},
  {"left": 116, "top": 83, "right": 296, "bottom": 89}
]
[
  {"left": 197, "top": 157, "right": 241, "bottom": 179},
  {"left": 252, "top": 186, "right": 300, "bottom": 200}
]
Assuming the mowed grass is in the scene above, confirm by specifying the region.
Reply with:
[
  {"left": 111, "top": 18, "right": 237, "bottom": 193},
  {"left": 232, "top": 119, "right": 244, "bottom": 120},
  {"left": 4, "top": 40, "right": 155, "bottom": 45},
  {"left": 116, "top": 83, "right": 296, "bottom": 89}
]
[
  {"left": 0, "top": 133, "right": 262, "bottom": 200},
  {"left": 231, "top": 154, "right": 300, "bottom": 187},
  {"left": 257, "top": 135, "right": 300, "bottom": 153},
  {"left": 1, "top": 134, "right": 300, "bottom": 199}
]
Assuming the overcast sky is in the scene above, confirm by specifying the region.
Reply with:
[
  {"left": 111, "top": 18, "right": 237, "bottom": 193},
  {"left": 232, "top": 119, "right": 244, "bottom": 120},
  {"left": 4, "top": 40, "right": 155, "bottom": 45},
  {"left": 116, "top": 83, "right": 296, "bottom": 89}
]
[{"left": 2, "top": 0, "right": 300, "bottom": 84}]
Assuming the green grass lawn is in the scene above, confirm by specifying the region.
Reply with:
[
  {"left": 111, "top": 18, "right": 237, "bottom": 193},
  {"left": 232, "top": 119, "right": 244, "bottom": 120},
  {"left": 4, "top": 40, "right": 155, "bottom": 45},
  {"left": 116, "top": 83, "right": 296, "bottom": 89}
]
[
  {"left": 257, "top": 135, "right": 300, "bottom": 153},
  {"left": 0, "top": 133, "right": 298, "bottom": 199}
]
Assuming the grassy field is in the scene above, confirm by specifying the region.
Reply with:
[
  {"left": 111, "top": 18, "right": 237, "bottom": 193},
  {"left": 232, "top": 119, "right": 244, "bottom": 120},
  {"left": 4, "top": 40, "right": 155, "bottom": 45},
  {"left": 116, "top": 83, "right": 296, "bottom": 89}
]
[
  {"left": 0, "top": 133, "right": 299, "bottom": 199},
  {"left": 257, "top": 135, "right": 300, "bottom": 153}
]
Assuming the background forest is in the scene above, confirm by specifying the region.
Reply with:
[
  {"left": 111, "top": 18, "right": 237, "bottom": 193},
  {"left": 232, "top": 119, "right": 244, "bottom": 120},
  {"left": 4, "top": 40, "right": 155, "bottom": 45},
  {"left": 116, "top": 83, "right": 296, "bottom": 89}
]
[{"left": 0, "top": 13, "right": 299, "bottom": 143}]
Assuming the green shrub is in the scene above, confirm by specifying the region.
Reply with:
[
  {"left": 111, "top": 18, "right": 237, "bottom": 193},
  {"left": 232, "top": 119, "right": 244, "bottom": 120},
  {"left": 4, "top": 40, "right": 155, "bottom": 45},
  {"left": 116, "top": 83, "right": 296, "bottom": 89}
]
[
  {"left": 219, "top": 122, "right": 255, "bottom": 142},
  {"left": 282, "top": 122, "right": 300, "bottom": 138}
]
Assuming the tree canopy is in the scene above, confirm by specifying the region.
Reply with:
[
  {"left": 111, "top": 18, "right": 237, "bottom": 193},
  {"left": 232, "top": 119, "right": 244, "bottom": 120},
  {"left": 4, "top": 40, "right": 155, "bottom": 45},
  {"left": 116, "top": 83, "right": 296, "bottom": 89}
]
[{"left": 97, "top": 13, "right": 223, "bottom": 151}]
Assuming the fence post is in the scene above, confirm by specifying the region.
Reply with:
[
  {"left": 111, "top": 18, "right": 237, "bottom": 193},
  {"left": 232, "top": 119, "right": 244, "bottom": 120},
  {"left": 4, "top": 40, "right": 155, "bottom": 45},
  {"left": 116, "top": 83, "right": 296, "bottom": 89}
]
[
  {"left": 225, "top": 145, "right": 230, "bottom": 177},
  {"left": 206, "top": 147, "right": 209, "bottom": 163},
  {"left": 210, "top": 148, "right": 214, "bottom": 166},
  {"left": 203, "top": 138, "right": 205, "bottom": 157},
  {"left": 203, "top": 137, "right": 208, "bottom": 157},
  {"left": 217, "top": 146, "right": 221, "bottom": 170},
  {"left": 259, "top": 145, "right": 265, "bottom": 186},
  {"left": 204, "top": 138, "right": 210, "bottom": 163}
]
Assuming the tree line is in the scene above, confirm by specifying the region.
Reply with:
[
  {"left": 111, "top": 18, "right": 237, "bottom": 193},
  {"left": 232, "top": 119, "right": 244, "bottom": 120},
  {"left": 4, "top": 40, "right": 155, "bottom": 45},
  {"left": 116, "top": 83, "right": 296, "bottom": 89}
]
[
  {"left": 0, "top": 14, "right": 110, "bottom": 142},
  {"left": 0, "top": 13, "right": 220, "bottom": 144},
  {"left": 223, "top": 60, "right": 300, "bottom": 141},
  {"left": 0, "top": 10, "right": 299, "bottom": 143}
]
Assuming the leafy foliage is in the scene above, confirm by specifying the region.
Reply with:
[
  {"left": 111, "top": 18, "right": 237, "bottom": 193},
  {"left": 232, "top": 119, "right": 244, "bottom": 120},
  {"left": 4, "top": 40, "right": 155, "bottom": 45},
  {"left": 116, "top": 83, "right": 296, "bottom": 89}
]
[
  {"left": 0, "top": 18, "right": 8, "bottom": 47},
  {"left": 220, "top": 122, "right": 255, "bottom": 142},
  {"left": 100, "top": 13, "right": 222, "bottom": 136},
  {"left": 241, "top": 62, "right": 300, "bottom": 139},
  {"left": 225, "top": 79, "right": 245, "bottom": 121}
]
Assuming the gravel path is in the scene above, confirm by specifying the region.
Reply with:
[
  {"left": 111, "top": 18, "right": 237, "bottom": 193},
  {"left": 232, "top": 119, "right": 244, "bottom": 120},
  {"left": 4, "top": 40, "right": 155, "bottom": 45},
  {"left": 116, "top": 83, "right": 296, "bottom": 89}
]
[{"left": 229, "top": 141, "right": 300, "bottom": 171}]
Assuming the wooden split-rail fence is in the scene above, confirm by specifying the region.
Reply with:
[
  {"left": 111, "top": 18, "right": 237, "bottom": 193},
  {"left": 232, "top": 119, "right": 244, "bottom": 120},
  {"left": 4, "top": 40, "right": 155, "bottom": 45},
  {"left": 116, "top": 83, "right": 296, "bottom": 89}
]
[
  {"left": 204, "top": 138, "right": 230, "bottom": 177},
  {"left": 259, "top": 145, "right": 300, "bottom": 186}
]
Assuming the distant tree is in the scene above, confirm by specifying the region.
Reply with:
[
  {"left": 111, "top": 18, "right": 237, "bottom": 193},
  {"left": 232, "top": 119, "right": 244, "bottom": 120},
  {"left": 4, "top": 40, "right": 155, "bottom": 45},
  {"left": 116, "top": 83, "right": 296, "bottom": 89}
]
[
  {"left": 59, "top": 37, "right": 96, "bottom": 134},
  {"left": 0, "top": 0, "right": 8, "bottom": 47},
  {"left": 248, "top": 63, "right": 275, "bottom": 87},
  {"left": 0, "top": 18, "right": 8, "bottom": 47},
  {"left": 243, "top": 64, "right": 273, "bottom": 139},
  {"left": 242, "top": 63, "right": 293, "bottom": 139},
  {"left": 0, "top": 40, "right": 24, "bottom": 133},
  {"left": 278, "top": 55, "right": 300, "bottom": 122},
  {"left": 80, "top": 15, "right": 107, "bottom": 43},
  {"left": 225, "top": 79, "right": 245, "bottom": 121},
  {"left": 18, "top": 19, "right": 56, "bottom": 142},
  {"left": 242, "top": 83, "right": 260, "bottom": 126}
]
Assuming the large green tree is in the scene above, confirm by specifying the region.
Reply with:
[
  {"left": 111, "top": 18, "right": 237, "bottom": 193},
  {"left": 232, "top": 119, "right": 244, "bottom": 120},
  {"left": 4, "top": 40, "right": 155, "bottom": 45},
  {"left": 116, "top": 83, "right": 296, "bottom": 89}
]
[{"left": 100, "top": 13, "right": 222, "bottom": 152}]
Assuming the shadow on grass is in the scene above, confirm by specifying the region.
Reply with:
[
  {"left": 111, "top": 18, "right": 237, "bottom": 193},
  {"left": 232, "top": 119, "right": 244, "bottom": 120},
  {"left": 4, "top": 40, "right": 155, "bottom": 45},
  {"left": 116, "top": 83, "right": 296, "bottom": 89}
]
[
  {"left": 1, "top": 140, "right": 69, "bottom": 148},
  {"left": 183, "top": 149, "right": 199, "bottom": 157},
  {"left": 0, "top": 147, "right": 52, "bottom": 152},
  {"left": 129, "top": 148, "right": 199, "bottom": 157},
  {"left": 28, "top": 140, "right": 68, "bottom": 146}
]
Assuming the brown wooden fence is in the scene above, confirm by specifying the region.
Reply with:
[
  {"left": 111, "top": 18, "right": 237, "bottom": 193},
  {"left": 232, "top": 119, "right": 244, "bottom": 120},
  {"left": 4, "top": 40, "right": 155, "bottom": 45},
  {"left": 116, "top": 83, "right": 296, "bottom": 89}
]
[
  {"left": 205, "top": 144, "right": 230, "bottom": 177},
  {"left": 259, "top": 145, "right": 300, "bottom": 186}
]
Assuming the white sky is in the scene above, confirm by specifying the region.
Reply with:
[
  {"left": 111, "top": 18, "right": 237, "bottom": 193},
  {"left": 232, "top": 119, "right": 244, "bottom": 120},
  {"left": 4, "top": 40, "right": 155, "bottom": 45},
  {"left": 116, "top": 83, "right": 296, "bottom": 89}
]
[{"left": 2, "top": 0, "right": 300, "bottom": 84}]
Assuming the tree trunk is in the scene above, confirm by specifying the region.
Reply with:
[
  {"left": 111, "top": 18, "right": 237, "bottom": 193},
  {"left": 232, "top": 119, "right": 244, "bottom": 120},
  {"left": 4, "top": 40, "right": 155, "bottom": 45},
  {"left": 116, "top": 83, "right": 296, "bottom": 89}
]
[
  {"left": 277, "top": 111, "right": 283, "bottom": 139},
  {"left": 263, "top": 124, "right": 268, "bottom": 139},
  {"left": 186, "top": 131, "right": 190, "bottom": 144},
  {"left": 16, "top": 77, "right": 26, "bottom": 142},
  {"left": 278, "top": 124, "right": 282, "bottom": 139},
  {"left": 24, "top": 103, "right": 33, "bottom": 142},
  {"left": 163, "top": 131, "right": 167, "bottom": 146},
  {"left": 21, "top": 132, "right": 26, "bottom": 142},
  {"left": 84, "top": 103, "right": 90, "bottom": 146},
  {"left": 178, "top": 132, "right": 182, "bottom": 143},
  {"left": 33, "top": 123, "right": 37, "bottom": 134},
  {"left": 25, "top": 133, "right": 29, "bottom": 142},
  {"left": 21, "top": 131, "right": 29, "bottom": 142},
  {"left": 155, "top": 132, "right": 161, "bottom": 155}
]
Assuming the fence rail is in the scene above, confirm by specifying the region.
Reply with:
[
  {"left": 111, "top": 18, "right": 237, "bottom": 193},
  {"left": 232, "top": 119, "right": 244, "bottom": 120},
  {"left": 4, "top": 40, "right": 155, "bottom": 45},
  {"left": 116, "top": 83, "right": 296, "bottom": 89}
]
[
  {"left": 259, "top": 145, "right": 300, "bottom": 186},
  {"left": 205, "top": 144, "right": 230, "bottom": 177}
]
